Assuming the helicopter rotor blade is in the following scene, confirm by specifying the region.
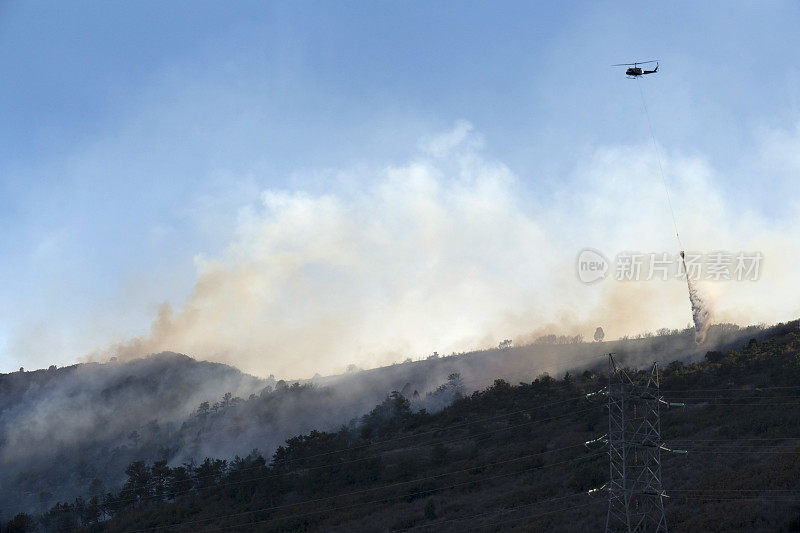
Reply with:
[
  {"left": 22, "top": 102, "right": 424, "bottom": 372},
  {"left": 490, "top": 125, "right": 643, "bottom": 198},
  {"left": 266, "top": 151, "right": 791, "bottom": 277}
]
[{"left": 611, "top": 60, "right": 659, "bottom": 66}]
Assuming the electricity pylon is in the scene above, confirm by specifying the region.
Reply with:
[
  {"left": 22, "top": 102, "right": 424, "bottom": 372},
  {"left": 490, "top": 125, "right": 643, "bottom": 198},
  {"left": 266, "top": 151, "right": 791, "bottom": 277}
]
[{"left": 587, "top": 354, "right": 685, "bottom": 532}]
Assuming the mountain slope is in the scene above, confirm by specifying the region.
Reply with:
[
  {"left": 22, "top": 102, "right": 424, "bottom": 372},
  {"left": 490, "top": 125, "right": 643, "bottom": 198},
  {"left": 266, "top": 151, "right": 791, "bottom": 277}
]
[
  {"left": 0, "top": 353, "right": 265, "bottom": 516},
  {"left": 9, "top": 320, "right": 800, "bottom": 532},
  {"left": 0, "top": 321, "right": 784, "bottom": 526}
]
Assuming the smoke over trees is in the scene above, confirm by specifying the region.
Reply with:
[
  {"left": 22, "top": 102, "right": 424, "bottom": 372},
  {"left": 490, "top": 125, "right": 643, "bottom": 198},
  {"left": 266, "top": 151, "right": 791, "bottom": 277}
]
[{"left": 0, "top": 320, "right": 774, "bottom": 523}]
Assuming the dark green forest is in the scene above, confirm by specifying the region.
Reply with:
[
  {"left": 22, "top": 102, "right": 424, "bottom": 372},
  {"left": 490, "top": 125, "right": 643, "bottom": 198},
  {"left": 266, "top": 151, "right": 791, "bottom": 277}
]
[
  {"left": 0, "top": 321, "right": 761, "bottom": 521},
  {"left": 4, "top": 321, "right": 800, "bottom": 532}
]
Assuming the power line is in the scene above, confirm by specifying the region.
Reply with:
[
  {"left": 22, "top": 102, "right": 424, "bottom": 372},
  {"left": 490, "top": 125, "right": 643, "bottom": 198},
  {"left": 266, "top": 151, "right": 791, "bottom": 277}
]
[
  {"left": 453, "top": 492, "right": 800, "bottom": 532},
  {"left": 46, "top": 371, "right": 800, "bottom": 530},
  {"left": 147, "top": 453, "right": 606, "bottom": 532},
  {"left": 105, "top": 385, "right": 800, "bottom": 506},
  {"left": 678, "top": 496, "right": 800, "bottom": 503},
  {"left": 105, "top": 396, "right": 599, "bottom": 506},
  {"left": 102, "top": 404, "right": 800, "bottom": 516},
  {"left": 394, "top": 491, "right": 592, "bottom": 531},
  {"left": 666, "top": 395, "right": 800, "bottom": 400},
  {"left": 465, "top": 500, "right": 601, "bottom": 531},
  {"left": 120, "top": 431, "right": 594, "bottom": 518},
  {"left": 663, "top": 385, "right": 800, "bottom": 392},
  {"left": 670, "top": 489, "right": 800, "bottom": 493},
  {"left": 680, "top": 401, "right": 800, "bottom": 406},
  {"left": 679, "top": 450, "right": 800, "bottom": 455},
  {"left": 155, "top": 460, "right": 800, "bottom": 533},
  {"left": 53, "top": 381, "right": 800, "bottom": 502},
  {"left": 57, "top": 398, "right": 800, "bottom": 531},
  {"left": 670, "top": 437, "right": 800, "bottom": 442}
]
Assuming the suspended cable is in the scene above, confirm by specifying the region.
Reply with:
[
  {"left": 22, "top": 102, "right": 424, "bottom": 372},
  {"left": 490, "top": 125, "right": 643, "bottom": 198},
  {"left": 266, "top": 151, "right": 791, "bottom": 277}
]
[
  {"left": 395, "top": 491, "right": 592, "bottom": 531},
  {"left": 468, "top": 500, "right": 601, "bottom": 531},
  {"left": 637, "top": 78, "right": 683, "bottom": 252},
  {"left": 115, "top": 404, "right": 601, "bottom": 512},
  {"left": 110, "top": 383, "right": 800, "bottom": 500},
  {"left": 140, "top": 453, "right": 605, "bottom": 532}
]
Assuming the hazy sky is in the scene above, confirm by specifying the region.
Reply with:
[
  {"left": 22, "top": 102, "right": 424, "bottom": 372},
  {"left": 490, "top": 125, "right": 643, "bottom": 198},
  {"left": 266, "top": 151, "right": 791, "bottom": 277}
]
[{"left": 2, "top": 1, "right": 800, "bottom": 375}]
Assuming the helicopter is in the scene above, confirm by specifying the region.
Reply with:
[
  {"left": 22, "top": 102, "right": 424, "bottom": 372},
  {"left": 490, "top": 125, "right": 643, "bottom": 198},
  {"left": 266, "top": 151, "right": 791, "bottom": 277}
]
[{"left": 612, "top": 60, "right": 659, "bottom": 78}]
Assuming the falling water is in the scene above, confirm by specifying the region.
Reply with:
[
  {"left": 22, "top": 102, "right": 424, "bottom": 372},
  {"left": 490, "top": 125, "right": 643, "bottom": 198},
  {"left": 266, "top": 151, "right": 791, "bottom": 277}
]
[{"left": 682, "top": 253, "right": 713, "bottom": 343}]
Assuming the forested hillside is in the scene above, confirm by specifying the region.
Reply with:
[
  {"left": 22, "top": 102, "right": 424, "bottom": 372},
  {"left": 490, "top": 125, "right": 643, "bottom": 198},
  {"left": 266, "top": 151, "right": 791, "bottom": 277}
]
[
  {"left": 6, "top": 321, "right": 800, "bottom": 532},
  {"left": 0, "top": 322, "right": 763, "bottom": 521}
]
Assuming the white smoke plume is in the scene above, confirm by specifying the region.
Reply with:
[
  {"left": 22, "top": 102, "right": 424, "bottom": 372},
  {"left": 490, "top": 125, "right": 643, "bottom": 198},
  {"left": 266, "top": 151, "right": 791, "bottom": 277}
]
[{"left": 88, "top": 122, "right": 800, "bottom": 378}]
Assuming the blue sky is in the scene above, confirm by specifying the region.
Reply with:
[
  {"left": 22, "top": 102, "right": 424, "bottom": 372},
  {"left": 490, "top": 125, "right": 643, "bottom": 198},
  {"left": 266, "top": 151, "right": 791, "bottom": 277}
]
[{"left": 2, "top": 1, "right": 800, "bottom": 374}]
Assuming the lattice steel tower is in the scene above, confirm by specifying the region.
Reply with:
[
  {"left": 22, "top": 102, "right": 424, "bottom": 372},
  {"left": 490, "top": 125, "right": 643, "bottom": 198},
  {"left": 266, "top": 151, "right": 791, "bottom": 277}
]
[{"left": 601, "top": 353, "right": 682, "bottom": 532}]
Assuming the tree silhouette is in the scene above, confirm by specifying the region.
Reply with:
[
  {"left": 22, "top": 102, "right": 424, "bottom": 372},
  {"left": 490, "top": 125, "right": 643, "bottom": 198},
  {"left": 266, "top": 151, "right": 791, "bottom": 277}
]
[{"left": 594, "top": 327, "right": 605, "bottom": 342}]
